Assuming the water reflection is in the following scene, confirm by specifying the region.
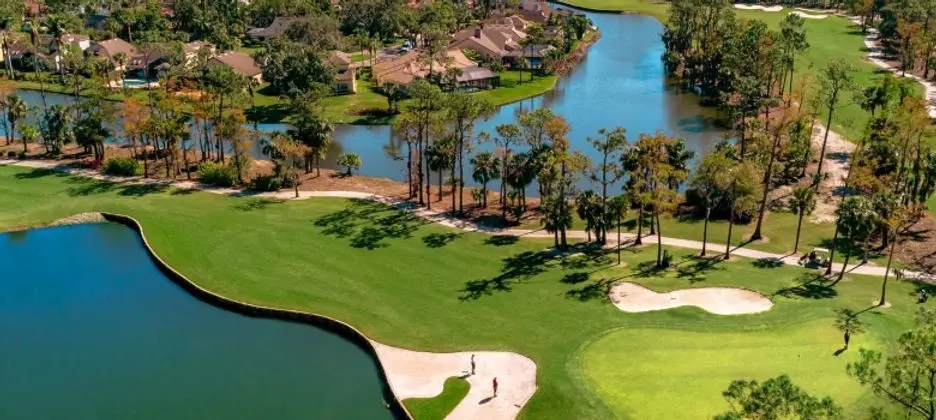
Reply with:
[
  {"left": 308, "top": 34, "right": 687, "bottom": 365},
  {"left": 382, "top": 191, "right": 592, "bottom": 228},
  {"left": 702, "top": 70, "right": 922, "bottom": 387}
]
[{"left": 7, "top": 11, "right": 724, "bottom": 191}]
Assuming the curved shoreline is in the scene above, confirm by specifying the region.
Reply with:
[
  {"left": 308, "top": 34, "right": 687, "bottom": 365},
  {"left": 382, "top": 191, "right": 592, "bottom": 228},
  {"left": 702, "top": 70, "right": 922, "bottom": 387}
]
[
  {"left": 99, "top": 213, "right": 415, "bottom": 420},
  {"left": 8, "top": 212, "right": 540, "bottom": 419}
]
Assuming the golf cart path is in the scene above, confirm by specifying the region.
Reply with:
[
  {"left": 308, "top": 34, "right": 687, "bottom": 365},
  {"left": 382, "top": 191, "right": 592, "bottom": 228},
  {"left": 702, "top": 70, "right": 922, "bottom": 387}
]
[{"left": 2, "top": 159, "right": 927, "bottom": 281}]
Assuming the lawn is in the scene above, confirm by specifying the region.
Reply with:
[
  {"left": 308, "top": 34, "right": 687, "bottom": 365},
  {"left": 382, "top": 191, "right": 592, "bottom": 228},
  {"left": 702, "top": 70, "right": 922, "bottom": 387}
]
[
  {"left": 403, "top": 377, "right": 470, "bottom": 419},
  {"left": 580, "top": 321, "right": 882, "bottom": 419},
  {"left": 0, "top": 164, "right": 925, "bottom": 419}
]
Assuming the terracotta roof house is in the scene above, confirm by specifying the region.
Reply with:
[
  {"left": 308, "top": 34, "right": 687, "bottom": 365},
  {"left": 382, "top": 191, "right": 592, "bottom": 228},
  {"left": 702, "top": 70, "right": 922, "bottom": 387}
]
[
  {"left": 517, "top": 0, "right": 551, "bottom": 23},
  {"left": 327, "top": 51, "right": 357, "bottom": 94},
  {"left": 373, "top": 49, "right": 488, "bottom": 88},
  {"left": 88, "top": 38, "right": 137, "bottom": 70},
  {"left": 246, "top": 17, "right": 298, "bottom": 40},
  {"left": 208, "top": 51, "right": 263, "bottom": 82},
  {"left": 451, "top": 25, "right": 527, "bottom": 59}
]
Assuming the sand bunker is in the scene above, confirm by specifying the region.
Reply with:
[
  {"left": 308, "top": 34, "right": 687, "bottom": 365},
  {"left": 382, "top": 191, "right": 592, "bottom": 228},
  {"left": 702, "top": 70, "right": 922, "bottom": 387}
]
[
  {"left": 789, "top": 10, "right": 828, "bottom": 18},
  {"left": 734, "top": 4, "right": 784, "bottom": 11},
  {"left": 372, "top": 343, "right": 537, "bottom": 420},
  {"left": 608, "top": 282, "right": 773, "bottom": 315}
]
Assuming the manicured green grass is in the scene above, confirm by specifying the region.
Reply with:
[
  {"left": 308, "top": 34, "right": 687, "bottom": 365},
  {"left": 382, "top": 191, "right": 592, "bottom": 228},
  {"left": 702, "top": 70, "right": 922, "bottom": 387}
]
[
  {"left": 0, "top": 164, "right": 924, "bottom": 418},
  {"left": 581, "top": 321, "right": 882, "bottom": 419},
  {"left": 403, "top": 377, "right": 470, "bottom": 419},
  {"left": 476, "top": 71, "right": 558, "bottom": 105}
]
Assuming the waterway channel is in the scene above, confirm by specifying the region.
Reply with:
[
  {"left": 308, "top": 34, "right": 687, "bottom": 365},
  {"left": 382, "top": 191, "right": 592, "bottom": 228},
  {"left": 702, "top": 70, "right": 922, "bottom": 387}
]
[{"left": 6, "top": 12, "right": 724, "bottom": 188}]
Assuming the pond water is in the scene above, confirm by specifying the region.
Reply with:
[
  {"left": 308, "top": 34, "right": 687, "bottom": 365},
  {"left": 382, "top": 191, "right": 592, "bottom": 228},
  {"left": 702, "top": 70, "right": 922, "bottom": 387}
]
[
  {"left": 5, "top": 10, "right": 724, "bottom": 190},
  {"left": 0, "top": 223, "right": 395, "bottom": 420}
]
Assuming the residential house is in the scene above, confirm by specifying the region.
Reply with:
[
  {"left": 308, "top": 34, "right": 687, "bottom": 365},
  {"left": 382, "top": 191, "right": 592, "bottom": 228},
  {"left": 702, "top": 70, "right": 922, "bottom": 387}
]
[
  {"left": 208, "top": 51, "right": 263, "bottom": 83},
  {"left": 246, "top": 17, "right": 298, "bottom": 40},
  {"left": 25, "top": 0, "right": 45, "bottom": 17},
  {"left": 127, "top": 46, "right": 169, "bottom": 78},
  {"left": 88, "top": 38, "right": 138, "bottom": 70},
  {"left": 327, "top": 51, "right": 357, "bottom": 94},
  {"left": 517, "top": 0, "right": 551, "bottom": 23},
  {"left": 505, "top": 43, "right": 555, "bottom": 69},
  {"left": 451, "top": 25, "right": 527, "bottom": 60},
  {"left": 455, "top": 66, "right": 499, "bottom": 91},
  {"left": 183, "top": 41, "right": 214, "bottom": 66},
  {"left": 372, "top": 49, "right": 497, "bottom": 91}
]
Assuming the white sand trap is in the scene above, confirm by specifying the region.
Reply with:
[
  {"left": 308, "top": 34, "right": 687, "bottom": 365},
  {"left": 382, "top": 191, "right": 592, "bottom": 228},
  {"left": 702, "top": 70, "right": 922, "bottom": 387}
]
[
  {"left": 789, "top": 10, "right": 828, "bottom": 18},
  {"left": 734, "top": 4, "right": 783, "bottom": 11},
  {"left": 372, "top": 342, "right": 537, "bottom": 420},
  {"left": 608, "top": 282, "right": 773, "bottom": 315}
]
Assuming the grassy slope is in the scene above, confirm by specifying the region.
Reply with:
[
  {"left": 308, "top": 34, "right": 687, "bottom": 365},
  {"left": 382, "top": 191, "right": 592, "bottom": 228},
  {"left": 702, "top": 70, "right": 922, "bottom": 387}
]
[
  {"left": 558, "top": 0, "right": 923, "bottom": 143},
  {"left": 403, "top": 377, "right": 470, "bottom": 420},
  {"left": 0, "top": 165, "right": 923, "bottom": 418}
]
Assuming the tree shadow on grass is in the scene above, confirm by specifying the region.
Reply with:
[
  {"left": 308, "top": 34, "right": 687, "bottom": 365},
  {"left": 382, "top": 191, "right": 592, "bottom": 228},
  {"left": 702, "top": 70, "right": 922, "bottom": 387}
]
[
  {"left": 314, "top": 199, "right": 426, "bottom": 250},
  {"left": 118, "top": 183, "right": 170, "bottom": 197},
  {"left": 774, "top": 273, "right": 838, "bottom": 300},
  {"left": 13, "top": 167, "right": 69, "bottom": 179},
  {"left": 561, "top": 272, "right": 590, "bottom": 284},
  {"left": 752, "top": 257, "right": 785, "bottom": 269},
  {"left": 565, "top": 277, "right": 619, "bottom": 302},
  {"left": 671, "top": 255, "right": 726, "bottom": 284},
  {"left": 66, "top": 178, "right": 119, "bottom": 196},
  {"left": 171, "top": 187, "right": 198, "bottom": 195},
  {"left": 234, "top": 197, "right": 285, "bottom": 211},
  {"left": 422, "top": 232, "right": 461, "bottom": 248},
  {"left": 459, "top": 246, "right": 568, "bottom": 300},
  {"left": 484, "top": 235, "right": 518, "bottom": 246}
]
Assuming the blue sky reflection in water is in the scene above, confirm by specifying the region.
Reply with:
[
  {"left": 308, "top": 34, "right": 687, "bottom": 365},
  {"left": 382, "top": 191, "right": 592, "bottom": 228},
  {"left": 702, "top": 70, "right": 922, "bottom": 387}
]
[{"left": 0, "top": 223, "right": 395, "bottom": 420}]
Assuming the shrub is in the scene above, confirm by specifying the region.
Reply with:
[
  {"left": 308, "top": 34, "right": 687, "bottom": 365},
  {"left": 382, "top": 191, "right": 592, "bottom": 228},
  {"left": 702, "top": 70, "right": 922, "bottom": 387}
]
[
  {"left": 336, "top": 152, "right": 362, "bottom": 176},
  {"left": 198, "top": 161, "right": 237, "bottom": 187},
  {"left": 7, "top": 151, "right": 17, "bottom": 159},
  {"left": 661, "top": 250, "right": 673, "bottom": 269},
  {"left": 250, "top": 174, "right": 282, "bottom": 192},
  {"left": 16, "top": 151, "right": 26, "bottom": 160},
  {"left": 102, "top": 157, "right": 141, "bottom": 176}
]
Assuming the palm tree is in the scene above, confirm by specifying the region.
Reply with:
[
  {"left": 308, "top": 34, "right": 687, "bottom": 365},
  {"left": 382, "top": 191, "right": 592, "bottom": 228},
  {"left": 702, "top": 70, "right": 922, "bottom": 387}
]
[
  {"left": 113, "top": 52, "right": 129, "bottom": 87},
  {"left": 470, "top": 151, "right": 500, "bottom": 208},
  {"left": 45, "top": 14, "right": 67, "bottom": 80},
  {"left": 5, "top": 94, "right": 27, "bottom": 146},
  {"left": 575, "top": 189, "right": 601, "bottom": 242},
  {"left": 287, "top": 111, "right": 335, "bottom": 176},
  {"left": 427, "top": 137, "right": 454, "bottom": 200},
  {"left": 337, "top": 152, "right": 362, "bottom": 176},
  {"left": 789, "top": 185, "right": 816, "bottom": 255},
  {"left": 18, "top": 123, "right": 39, "bottom": 154},
  {"left": 609, "top": 195, "right": 629, "bottom": 265}
]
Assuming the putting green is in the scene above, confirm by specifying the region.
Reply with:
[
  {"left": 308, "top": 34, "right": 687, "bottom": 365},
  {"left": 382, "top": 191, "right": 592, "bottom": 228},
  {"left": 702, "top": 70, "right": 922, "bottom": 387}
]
[{"left": 578, "top": 320, "right": 881, "bottom": 419}]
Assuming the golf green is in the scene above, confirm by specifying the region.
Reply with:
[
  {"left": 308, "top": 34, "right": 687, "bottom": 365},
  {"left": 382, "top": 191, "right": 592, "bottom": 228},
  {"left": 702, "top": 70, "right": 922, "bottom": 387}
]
[{"left": 578, "top": 320, "right": 881, "bottom": 419}]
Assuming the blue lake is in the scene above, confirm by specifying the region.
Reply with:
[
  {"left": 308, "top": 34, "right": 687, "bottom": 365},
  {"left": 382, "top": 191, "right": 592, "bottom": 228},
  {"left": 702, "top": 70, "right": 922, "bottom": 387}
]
[{"left": 0, "top": 223, "right": 395, "bottom": 419}]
